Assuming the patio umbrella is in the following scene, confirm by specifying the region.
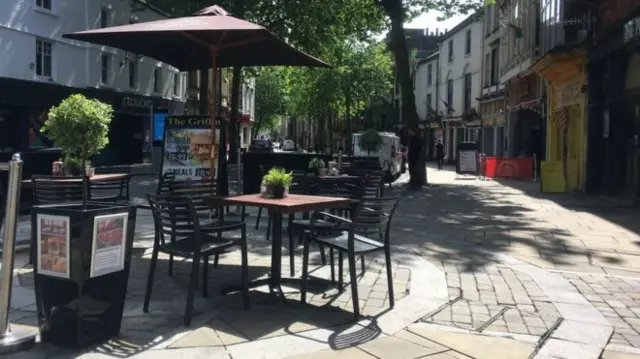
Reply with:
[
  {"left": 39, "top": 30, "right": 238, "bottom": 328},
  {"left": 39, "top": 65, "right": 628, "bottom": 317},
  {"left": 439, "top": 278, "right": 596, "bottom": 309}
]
[{"left": 63, "top": 5, "right": 330, "bottom": 178}]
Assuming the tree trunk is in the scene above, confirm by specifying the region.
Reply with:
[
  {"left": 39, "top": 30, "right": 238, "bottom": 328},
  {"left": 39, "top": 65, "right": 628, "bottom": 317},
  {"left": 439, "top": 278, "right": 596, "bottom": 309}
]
[
  {"left": 346, "top": 91, "right": 352, "bottom": 154},
  {"left": 383, "top": 0, "right": 427, "bottom": 188}
]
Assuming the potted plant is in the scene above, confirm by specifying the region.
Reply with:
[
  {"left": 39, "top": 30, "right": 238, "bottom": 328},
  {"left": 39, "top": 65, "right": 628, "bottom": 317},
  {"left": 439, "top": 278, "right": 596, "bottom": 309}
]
[
  {"left": 360, "top": 129, "right": 384, "bottom": 156},
  {"left": 32, "top": 94, "right": 137, "bottom": 348},
  {"left": 308, "top": 157, "right": 326, "bottom": 176},
  {"left": 261, "top": 168, "right": 292, "bottom": 199}
]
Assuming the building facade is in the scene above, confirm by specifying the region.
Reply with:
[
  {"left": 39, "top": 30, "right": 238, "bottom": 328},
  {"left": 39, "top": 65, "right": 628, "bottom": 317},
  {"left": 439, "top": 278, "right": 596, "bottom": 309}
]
[
  {"left": 0, "top": 0, "right": 186, "bottom": 167},
  {"left": 531, "top": 0, "right": 593, "bottom": 192},
  {"left": 414, "top": 51, "right": 441, "bottom": 159},
  {"left": 586, "top": 0, "right": 640, "bottom": 196},
  {"left": 436, "top": 14, "right": 484, "bottom": 162}
]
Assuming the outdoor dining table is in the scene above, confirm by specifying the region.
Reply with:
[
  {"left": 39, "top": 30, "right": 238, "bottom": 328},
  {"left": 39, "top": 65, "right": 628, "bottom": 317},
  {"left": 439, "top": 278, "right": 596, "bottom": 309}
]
[
  {"left": 208, "top": 193, "right": 357, "bottom": 297},
  {"left": 21, "top": 173, "right": 130, "bottom": 186}
]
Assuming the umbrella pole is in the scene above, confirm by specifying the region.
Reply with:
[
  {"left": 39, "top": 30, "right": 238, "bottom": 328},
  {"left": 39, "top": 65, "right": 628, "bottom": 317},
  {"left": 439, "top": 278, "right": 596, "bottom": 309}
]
[{"left": 210, "top": 49, "right": 218, "bottom": 184}]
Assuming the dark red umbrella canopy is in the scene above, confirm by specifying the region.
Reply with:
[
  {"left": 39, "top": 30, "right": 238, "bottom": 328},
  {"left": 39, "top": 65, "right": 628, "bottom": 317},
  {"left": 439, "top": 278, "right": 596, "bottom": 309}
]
[{"left": 62, "top": 5, "right": 329, "bottom": 71}]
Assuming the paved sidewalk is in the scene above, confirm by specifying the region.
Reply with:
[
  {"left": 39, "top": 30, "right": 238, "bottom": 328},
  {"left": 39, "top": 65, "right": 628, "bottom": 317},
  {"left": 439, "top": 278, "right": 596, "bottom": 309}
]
[{"left": 7, "top": 166, "right": 640, "bottom": 358}]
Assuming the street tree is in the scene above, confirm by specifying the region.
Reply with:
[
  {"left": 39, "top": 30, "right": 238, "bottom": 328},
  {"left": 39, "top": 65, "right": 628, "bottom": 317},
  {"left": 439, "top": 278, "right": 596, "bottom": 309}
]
[
  {"left": 253, "top": 69, "right": 286, "bottom": 138},
  {"left": 373, "top": 0, "right": 481, "bottom": 188}
]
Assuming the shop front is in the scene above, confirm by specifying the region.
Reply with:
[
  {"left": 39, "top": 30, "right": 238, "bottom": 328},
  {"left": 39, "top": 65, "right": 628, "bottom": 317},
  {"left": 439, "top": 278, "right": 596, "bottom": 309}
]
[
  {"left": 532, "top": 51, "right": 587, "bottom": 192},
  {"left": 479, "top": 96, "right": 506, "bottom": 157},
  {"left": 442, "top": 117, "right": 462, "bottom": 164},
  {"left": 0, "top": 77, "right": 184, "bottom": 171},
  {"left": 505, "top": 74, "right": 546, "bottom": 162}
]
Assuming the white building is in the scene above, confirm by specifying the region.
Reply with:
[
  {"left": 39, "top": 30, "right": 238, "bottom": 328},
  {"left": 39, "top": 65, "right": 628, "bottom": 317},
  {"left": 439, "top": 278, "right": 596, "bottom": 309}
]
[
  {"left": 0, "top": 0, "right": 186, "bottom": 165},
  {"left": 436, "top": 14, "right": 484, "bottom": 161},
  {"left": 414, "top": 51, "right": 442, "bottom": 159}
]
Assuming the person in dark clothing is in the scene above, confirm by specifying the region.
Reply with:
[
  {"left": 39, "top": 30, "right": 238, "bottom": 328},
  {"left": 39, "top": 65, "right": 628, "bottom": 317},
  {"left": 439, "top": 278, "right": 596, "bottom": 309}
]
[{"left": 435, "top": 141, "right": 445, "bottom": 170}]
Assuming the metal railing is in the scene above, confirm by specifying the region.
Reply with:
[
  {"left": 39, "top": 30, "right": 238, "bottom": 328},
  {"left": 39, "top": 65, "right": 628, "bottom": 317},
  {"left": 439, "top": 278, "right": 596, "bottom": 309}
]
[{"left": 0, "top": 153, "right": 36, "bottom": 353}]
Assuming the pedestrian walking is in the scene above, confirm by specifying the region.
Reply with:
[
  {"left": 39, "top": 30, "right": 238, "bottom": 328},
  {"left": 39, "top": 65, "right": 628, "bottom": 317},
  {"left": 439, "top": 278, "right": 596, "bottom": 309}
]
[{"left": 436, "top": 141, "right": 444, "bottom": 170}]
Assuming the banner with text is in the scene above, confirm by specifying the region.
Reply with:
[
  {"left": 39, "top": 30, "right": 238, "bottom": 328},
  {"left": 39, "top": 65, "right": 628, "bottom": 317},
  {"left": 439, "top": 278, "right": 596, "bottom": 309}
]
[{"left": 161, "top": 115, "right": 220, "bottom": 180}]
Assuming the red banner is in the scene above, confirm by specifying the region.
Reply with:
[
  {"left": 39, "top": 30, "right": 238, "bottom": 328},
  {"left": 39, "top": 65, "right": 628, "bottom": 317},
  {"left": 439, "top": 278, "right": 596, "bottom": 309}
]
[{"left": 482, "top": 157, "right": 534, "bottom": 180}]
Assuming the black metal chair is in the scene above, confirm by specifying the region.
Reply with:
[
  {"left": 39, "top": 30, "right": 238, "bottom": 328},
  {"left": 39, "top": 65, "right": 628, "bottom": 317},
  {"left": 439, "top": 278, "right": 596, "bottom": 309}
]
[
  {"left": 301, "top": 196, "right": 400, "bottom": 319},
  {"left": 89, "top": 175, "right": 131, "bottom": 203},
  {"left": 130, "top": 172, "right": 176, "bottom": 210},
  {"left": 363, "top": 171, "right": 385, "bottom": 198},
  {"left": 145, "top": 194, "right": 249, "bottom": 327},
  {"left": 288, "top": 179, "right": 364, "bottom": 278}
]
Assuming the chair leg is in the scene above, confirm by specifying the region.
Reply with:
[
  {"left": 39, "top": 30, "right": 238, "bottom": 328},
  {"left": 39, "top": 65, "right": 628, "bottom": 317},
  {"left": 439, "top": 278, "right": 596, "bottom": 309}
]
[
  {"left": 330, "top": 248, "right": 335, "bottom": 283},
  {"left": 348, "top": 252, "right": 360, "bottom": 319},
  {"left": 202, "top": 256, "right": 209, "bottom": 298},
  {"left": 143, "top": 246, "right": 160, "bottom": 313},
  {"left": 184, "top": 254, "right": 201, "bottom": 327},
  {"left": 300, "top": 238, "right": 311, "bottom": 304},
  {"left": 289, "top": 226, "right": 296, "bottom": 277},
  {"left": 213, "top": 254, "right": 219, "bottom": 268},
  {"left": 240, "top": 226, "right": 250, "bottom": 309},
  {"left": 385, "top": 246, "right": 395, "bottom": 309},
  {"left": 266, "top": 215, "right": 272, "bottom": 241},
  {"left": 319, "top": 244, "right": 327, "bottom": 265},
  {"left": 255, "top": 207, "right": 262, "bottom": 230},
  {"left": 168, "top": 254, "right": 174, "bottom": 277},
  {"left": 360, "top": 255, "right": 366, "bottom": 274},
  {"left": 338, "top": 251, "right": 344, "bottom": 290}
]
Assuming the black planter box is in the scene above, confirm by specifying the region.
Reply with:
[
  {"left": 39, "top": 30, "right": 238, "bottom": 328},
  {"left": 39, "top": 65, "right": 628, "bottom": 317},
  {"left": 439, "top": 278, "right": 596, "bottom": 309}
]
[{"left": 31, "top": 202, "right": 137, "bottom": 348}]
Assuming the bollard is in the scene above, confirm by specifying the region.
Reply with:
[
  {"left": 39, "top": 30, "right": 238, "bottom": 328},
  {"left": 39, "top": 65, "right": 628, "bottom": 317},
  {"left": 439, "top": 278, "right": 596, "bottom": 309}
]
[{"left": 0, "top": 153, "right": 36, "bottom": 354}]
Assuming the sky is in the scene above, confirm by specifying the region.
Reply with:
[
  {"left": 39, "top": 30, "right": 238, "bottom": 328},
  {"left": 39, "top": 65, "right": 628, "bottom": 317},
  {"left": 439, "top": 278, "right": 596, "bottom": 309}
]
[{"left": 405, "top": 11, "right": 469, "bottom": 32}]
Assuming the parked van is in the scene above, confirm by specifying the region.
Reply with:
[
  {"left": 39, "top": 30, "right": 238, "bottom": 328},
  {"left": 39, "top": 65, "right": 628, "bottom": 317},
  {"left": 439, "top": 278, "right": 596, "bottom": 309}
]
[{"left": 352, "top": 132, "right": 402, "bottom": 177}]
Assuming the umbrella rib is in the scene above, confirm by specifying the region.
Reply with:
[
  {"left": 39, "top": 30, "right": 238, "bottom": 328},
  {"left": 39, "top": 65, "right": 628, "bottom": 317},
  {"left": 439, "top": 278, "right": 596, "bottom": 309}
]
[
  {"left": 219, "top": 36, "right": 269, "bottom": 49},
  {"left": 178, "top": 30, "right": 213, "bottom": 49}
]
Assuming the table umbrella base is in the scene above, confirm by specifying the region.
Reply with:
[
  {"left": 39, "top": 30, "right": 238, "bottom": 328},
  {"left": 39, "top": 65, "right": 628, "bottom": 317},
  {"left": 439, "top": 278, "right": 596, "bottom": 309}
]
[{"left": 0, "top": 326, "right": 36, "bottom": 355}]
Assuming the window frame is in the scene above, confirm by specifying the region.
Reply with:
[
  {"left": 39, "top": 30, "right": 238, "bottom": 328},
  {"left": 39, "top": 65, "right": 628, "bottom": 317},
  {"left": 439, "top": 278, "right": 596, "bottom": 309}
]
[
  {"left": 100, "top": 8, "right": 109, "bottom": 28},
  {"left": 100, "top": 53, "right": 110, "bottom": 85},
  {"left": 173, "top": 73, "right": 181, "bottom": 97},
  {"left": 446, "top": 79, "right": 454, "bottom": 114},
  {"left": 153, "top": 67, "right": 163, "bottom": 93},
  {"left": 463, "top": 73, "right": 472, "bottom": 111},
  {"left": 36, "top": 0, "right": 52, "bottom": 11},
  {"left": 465, "top": 29, "right": 472, "bottom": 55},
  {"left": 128, "top": 59, "right": 139, "bottom": 89},
  {"left": 35, "top": 38, "right": 53, "bottom": 78},
  {"left": 427, "top": 63, "right": 433, "bottom": 85},
  {"left": 448, "top": 40, "right": 454, "bottom": 62}
]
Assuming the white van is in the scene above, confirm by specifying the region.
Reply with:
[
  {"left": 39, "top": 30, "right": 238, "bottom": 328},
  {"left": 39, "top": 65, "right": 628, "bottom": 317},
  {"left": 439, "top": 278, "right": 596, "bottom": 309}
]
[{"left": 352, "top": 132, "right": 402, "bottom": 176}]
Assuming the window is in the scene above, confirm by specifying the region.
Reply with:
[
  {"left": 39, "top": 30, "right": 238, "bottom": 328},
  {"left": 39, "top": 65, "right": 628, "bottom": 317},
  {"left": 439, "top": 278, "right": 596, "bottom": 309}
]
[
  {"left": 485, "top": 5, "right": 493, "bottom": 35},
  {"left": 490, "top": 47, "right": 499, "bottom": 84},
  {"left": 35, "top": 39, "right": 52, "bottom": 77},
  {"left": 464, "top": 73, "right": 472, "bottom": 111},
  {"left": 448, "top": 40, "right": 454, "bottom": 62},
  {"left": 100, "top": 8, "right": 109, "bottom": 28},
  {"left": 484, "top": 53, "right": 491, "bottom": 86},
  {"left": 100, "top": 53, "right": 110, "bottom": 84},
  {"left": 426, "top": 93, "right": 432, "bottom": 113},
  {"left": 446, "top": 79, "right": 453, "bottom": 114},
  {"left": 36, "top": 0, "right": 52, "bottom": 11},
  {"left": 153, "top": 67, "right": 162, "bottom": 93},
  {"left": 465, "top": 29, "right": 472, "bottom": 55},
  {"left": 173, "top": 73, "right": 180, "bottom": 96},
  {"left": 128, "top": 60, "right": 138, "bottom": 89},
  {"left": 427, "top": 64, "right": 433, "bottom": 85}
]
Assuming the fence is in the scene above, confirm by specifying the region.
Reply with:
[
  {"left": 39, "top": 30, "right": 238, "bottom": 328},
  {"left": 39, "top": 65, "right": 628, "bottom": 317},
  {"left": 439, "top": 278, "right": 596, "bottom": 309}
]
[{"left": 480, "top": 155, "right": 537, "bottom": 181}]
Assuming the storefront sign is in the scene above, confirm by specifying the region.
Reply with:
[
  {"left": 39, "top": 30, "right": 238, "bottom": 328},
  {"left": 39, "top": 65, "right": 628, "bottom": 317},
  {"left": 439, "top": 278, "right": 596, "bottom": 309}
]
[
  {"left": 122, "top": 97, "right": 153, "bottom": 109},
  {"left": 161, "top": 115, "right": 220, "bottom": 180}
]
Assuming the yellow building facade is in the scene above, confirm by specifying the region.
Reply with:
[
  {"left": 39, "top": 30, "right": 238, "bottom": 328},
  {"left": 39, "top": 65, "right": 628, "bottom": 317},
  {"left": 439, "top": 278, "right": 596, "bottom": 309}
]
[{"left": 532, "top": 50, "right": 587, "bottom": 192}]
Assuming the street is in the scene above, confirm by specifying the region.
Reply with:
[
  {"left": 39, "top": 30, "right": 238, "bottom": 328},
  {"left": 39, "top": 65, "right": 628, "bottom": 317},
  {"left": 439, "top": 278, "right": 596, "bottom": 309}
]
[{"left": 4, "top": 165, "right": 640, "bottom": 358}]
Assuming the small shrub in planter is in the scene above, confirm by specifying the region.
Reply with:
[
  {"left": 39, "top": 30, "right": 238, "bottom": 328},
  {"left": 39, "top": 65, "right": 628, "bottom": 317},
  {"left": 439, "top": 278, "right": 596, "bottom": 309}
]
[
  {"left": 261, "top": 168, "right": 293, "bottom": 199},
  {"left": 308, "top": 157, "right": 326, "bottom": 175}
]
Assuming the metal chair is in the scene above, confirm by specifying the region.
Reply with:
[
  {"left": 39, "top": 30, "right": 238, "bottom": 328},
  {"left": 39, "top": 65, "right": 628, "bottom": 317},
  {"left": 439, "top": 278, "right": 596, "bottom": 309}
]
[
  {"left": 89, "top": 175, "right": 131, "bottom": 203},
  {"left": 301, "top": 196, "right": 400, "bottom": 319},
  {"left": 363, "top": 171, "right": 385, "bottom": 198},
  {"left": 145, "top": 194, "right": 249, "bottom": 327}
]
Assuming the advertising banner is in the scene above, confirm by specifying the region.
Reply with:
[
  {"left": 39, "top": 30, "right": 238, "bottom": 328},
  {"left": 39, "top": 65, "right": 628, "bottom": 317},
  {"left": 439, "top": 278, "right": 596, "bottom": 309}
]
[
  {"left": 90, "top": 213, "right": 129, "bottom": 278},
  {"left": 36, "top": 214, "right": 70, "bottom": 279},
  {"left": 161, "top": 115, "right": 220, "bottom": 180}
]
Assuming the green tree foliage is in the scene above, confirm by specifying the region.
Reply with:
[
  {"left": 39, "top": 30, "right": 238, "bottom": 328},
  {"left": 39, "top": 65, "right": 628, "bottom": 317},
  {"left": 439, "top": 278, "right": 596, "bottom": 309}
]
[
  {"left": 360, "top": 129, "right": 384, "bottom": 155},
  {"left": 254, "top": 69, "right": 286, "bottom": 137},
  {"left": 44, "top": 94, "right": 112, "bottom": 167}
]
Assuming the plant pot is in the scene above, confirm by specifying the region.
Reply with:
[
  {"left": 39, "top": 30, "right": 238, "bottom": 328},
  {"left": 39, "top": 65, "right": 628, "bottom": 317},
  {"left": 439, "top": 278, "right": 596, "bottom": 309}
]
[
  {"left": 272, "top": 184, "right": 286, "bottom": 199},
  {"left": 86, "top": 167, "right": 95, "bottom": 177},
  {"left": 318, "top": 168, "right": 328, "bottom": 177},
  {"left": 31, "top": 203, "right": 137, "bottom": 348},
  {"left": 261, "top": 184, "right": 288, "bottom": 199}
]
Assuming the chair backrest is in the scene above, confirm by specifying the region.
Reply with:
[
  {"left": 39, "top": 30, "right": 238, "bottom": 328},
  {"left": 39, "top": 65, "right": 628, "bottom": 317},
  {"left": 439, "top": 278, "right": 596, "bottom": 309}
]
[
  {"left": 32, "top": 175, "right": 86, "bottom": 205},
  {"left": 316, "top": 179, "right": 364, "bottom": 200},
  {"left": 157, "top": 172, "right": 176, "bottom": 195},
  {"left": 289, "top": 174, "right": 316, "bottom": 195},
  {"left": 147, "top": 193, "right": 201, "bottom": 251},
  {"left": 90, "top": 175, "right": 131, "bottom": 194},
  {"left": 170, "top": 178, "right": 217, "bottom": 212},
  {"left": 351, "top": 196, "right": 400, "bottom": 242},
  {"left": 94, "top": 166, "right": 132, "bottom": 174},
  {"left": 363, "top": 171, "right": 384, "bottom": 198}
]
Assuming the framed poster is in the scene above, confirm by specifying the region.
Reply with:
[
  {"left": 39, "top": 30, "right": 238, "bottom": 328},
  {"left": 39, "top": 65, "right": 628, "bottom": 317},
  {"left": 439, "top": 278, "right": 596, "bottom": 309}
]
[
  {"left": 458, "top": 150, "right": 478, "bottom": 173},
  {"left": 90, "top": 213, "right": 128, "bottom": 278},
  {"left": 161, "top": 115, "right": 220, "bottom": 181},
  {"left": 36, "top": 214, "right": 70, "bottom": 279}
]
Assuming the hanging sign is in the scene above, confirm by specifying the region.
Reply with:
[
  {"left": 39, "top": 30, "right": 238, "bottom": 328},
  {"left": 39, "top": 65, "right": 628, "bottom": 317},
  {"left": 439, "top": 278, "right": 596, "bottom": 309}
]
[{"left": 161, "top": 115, "right": 220, "bottom": 180}]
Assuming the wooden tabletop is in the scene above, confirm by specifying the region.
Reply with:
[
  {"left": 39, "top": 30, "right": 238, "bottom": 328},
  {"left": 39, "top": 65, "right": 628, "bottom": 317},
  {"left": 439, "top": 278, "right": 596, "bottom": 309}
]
[
  {"left": 22, "top": 173, "right": 130, "bottom": 185},
  {"left": 215, "top": 194, "right": 354, "bottom": 213}
]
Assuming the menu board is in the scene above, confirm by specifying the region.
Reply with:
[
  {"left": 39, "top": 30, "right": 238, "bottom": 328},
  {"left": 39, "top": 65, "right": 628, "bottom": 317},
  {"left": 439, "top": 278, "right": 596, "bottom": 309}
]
[
  {"left": 161, "top": 115, "right": 220, "bottom": 180},
  {"left": 90, "top": 213, "right": 128, "bottom": 278},
  {"left": 540, "top": 160, "right": 566, "bottom": 193},
  {"left": 36, "top": 214, "right": 70, "bottom": 279},
  {"left": 457, "top": 150, "right": 477, "bottom": 174}
]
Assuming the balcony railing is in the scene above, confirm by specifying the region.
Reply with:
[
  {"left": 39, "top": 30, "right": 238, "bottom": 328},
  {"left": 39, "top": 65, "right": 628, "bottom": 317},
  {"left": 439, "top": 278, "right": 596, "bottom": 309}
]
[
  {"left": 539, "top": 15, "right": 593, "bottom": 54},
  {"left": 500, "top": 47, "right": 540, "bottom": 78}
]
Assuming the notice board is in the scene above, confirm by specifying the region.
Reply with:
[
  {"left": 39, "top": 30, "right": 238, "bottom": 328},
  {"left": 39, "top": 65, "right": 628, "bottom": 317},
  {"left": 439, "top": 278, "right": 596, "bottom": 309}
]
[
  {"left": 540, "top": 160, "right": 566, "bottom": 193},
  {"left": 456, "top": 142, "right": 478, "bottom": 175},
  {"left": 161, "top": 115, "right": 220, "bottom": 181}
]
